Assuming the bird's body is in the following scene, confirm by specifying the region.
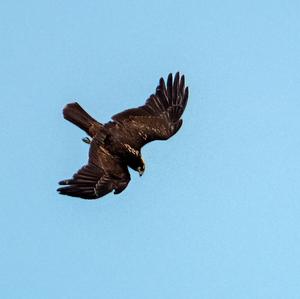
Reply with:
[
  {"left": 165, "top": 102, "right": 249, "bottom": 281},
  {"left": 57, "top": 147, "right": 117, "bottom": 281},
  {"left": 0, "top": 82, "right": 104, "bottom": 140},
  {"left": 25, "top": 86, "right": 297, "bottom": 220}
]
[{"left": 58, "top": 72, "right": 189, "bottom": 199}]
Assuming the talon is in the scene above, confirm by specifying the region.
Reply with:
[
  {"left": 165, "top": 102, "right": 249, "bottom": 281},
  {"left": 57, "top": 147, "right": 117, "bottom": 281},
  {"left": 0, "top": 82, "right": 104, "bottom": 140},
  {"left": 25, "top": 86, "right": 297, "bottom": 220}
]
[{"left": 82, "top": 137, "right": 91, "bottom": 144}]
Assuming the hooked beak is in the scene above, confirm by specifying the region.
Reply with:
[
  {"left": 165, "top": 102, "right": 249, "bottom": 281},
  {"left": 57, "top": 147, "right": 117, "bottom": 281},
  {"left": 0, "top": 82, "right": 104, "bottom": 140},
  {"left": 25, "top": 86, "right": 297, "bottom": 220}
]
[{"left": 138, "top": 158, "right": 145, "bottom": 177}]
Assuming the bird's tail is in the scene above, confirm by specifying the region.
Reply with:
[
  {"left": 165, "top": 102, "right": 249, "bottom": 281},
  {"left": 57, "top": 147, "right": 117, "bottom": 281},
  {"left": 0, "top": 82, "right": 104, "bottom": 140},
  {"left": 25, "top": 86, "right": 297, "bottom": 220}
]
[{"left": 63, "top": 102, "right": 102, "bottom": 137}]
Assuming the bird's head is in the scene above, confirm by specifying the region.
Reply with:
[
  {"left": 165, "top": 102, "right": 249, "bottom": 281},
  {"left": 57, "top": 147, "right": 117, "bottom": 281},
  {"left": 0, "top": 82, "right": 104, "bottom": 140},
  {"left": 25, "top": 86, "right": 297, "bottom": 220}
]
[{"left": 137, "top": 158, "right": 145, "bottom": 177}]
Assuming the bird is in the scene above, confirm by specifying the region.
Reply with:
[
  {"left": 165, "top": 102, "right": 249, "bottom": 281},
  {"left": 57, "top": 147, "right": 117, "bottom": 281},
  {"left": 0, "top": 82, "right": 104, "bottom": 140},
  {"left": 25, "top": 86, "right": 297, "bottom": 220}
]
[{"left": 57, "top": 72, "right": 189, "bottom": 199}]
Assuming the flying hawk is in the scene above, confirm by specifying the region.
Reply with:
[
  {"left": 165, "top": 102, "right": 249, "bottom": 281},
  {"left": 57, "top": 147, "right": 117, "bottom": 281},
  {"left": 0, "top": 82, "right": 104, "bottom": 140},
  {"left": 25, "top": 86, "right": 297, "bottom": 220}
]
[{"left": 57, "top": 72, "right": 189, "bottom": 199}]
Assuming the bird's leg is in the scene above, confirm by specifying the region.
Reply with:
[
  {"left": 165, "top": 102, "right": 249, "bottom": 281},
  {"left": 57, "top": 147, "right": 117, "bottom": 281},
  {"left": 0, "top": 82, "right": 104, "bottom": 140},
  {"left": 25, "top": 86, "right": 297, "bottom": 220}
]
[{"left": 82, "top": 137, "right": 91, "bottom": 144}]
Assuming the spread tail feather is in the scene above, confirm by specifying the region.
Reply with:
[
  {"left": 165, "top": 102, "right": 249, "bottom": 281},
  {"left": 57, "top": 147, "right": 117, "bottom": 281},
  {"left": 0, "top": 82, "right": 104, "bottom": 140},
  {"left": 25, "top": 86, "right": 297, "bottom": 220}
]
[{"left": 63, "top": 102, "right": 102, "bottom": 137}]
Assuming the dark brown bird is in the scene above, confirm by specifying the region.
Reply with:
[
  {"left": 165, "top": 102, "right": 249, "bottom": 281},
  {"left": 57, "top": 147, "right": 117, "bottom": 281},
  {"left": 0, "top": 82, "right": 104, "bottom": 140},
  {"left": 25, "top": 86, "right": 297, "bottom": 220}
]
[{"left": 57, "top": 72, "right": 189, "bottom": 199}]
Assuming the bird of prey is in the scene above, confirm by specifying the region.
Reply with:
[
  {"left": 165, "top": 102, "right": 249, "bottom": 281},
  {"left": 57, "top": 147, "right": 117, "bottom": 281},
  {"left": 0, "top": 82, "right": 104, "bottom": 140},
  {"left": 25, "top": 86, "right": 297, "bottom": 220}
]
[{"left": 57, "top": 72, "right": 189, "bottom": 199}]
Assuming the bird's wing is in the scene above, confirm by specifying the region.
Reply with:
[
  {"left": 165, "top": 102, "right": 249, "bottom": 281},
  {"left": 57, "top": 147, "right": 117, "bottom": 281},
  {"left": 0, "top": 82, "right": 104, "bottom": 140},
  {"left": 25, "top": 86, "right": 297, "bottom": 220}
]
[
  {"left": 57, "top": 141, "right": 130, "bottom": 199},
  {"left": 111, "top": 72, "right": 189, "bottom": 149}
]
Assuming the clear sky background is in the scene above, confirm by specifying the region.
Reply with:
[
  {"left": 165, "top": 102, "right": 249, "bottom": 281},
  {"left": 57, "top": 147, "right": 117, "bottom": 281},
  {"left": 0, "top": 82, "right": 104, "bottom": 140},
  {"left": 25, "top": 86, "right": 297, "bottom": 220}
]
[{"left": 1, "top": 1, "right": 300, "bottom": 298}]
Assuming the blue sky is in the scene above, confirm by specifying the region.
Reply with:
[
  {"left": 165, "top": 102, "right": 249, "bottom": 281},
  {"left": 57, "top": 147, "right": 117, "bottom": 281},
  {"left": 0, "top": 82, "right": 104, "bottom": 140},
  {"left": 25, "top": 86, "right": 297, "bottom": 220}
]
[{"left": 1, "top": 0, "right": 300, "bottom": 298}]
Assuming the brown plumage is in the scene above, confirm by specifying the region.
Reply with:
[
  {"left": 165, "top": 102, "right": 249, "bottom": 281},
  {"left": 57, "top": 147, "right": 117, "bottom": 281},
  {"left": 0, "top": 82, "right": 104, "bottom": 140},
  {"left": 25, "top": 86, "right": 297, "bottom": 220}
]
[{"left": 57, "top": 72, "right": 189, "bottom": 199}]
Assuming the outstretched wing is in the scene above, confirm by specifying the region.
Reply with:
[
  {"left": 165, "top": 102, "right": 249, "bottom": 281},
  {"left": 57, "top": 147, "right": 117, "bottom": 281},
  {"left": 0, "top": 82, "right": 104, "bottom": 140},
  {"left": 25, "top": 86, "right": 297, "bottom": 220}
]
[
  {"left": 57, "top": 141, "right": 130, "bottom": 199},
  {"left": 110, "top": 72, "right": 189, "bottom": 149}
]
